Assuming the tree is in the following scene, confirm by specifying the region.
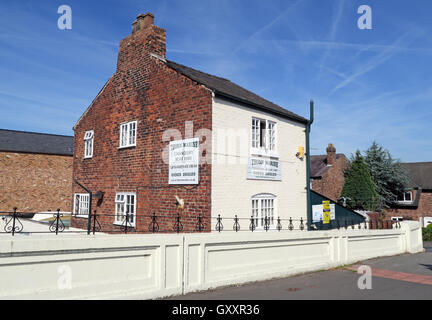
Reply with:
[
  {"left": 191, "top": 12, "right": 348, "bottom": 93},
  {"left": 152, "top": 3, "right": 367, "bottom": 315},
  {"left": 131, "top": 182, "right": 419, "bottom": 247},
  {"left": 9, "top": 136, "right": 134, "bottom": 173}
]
[
  {"left": 364, "top": 141, "right": 409, "bottom": 210},
  {"left": 341, "top": 151, "right": 379, "bottom": 211}
]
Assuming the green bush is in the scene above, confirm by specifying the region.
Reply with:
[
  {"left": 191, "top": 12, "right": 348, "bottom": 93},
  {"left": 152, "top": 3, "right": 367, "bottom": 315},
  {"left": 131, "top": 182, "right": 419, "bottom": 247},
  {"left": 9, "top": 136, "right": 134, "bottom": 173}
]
[{"left": 422, "top": 224, "right": 432, "bottom": 242}]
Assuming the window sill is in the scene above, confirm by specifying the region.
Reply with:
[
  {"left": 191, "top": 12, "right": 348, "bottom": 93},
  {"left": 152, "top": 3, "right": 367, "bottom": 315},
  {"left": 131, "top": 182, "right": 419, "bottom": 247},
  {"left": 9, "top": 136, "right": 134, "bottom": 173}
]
[
  {"left": 83, "top": 156, "right": 93, "bottom": 160},
  {"left": 250, "top": 148, "right": 279, "bottom": 158},
  {"left": 73, "top": 214, "right": 89, "bottom": 219},
  {"left": 117, "top": 145, "right": 136, "bottom": 150},
  {"left": 113, "top": 221, "right": 136, "bottom": 228}
]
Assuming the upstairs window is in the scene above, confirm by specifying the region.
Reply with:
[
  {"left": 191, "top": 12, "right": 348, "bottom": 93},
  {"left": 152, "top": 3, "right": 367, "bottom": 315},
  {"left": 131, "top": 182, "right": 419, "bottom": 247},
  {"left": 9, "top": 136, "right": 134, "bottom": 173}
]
[
  {"left": 397, "top": 192, "right": 413, "bottom": 203},
  {"left": 251, "top": 118, "right": 277, "bottom": 153},
  {"left": 114, "top": 193, "right": 136, "bottom": 227},
  {"left": 84, "top": 130, "right": 94, "bottom": 158},
  {"left": 119, "top": 121, "right": 137, "bottom": 148},
  {"left": 73, "top": 193, "right": 90, "bottom": 217},
  {"left": 267, "top": 121, "right": 276, "bottom": 151}
]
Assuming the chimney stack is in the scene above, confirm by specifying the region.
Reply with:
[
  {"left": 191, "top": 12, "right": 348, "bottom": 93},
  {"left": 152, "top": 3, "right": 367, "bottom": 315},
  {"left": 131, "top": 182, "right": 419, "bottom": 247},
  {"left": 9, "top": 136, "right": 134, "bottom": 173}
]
[
  {"left": 326, "top": 143, "right": 336, "bottom": 166},
  {"left": 117, "top": 13, "right": 166, "bottom": 72}
]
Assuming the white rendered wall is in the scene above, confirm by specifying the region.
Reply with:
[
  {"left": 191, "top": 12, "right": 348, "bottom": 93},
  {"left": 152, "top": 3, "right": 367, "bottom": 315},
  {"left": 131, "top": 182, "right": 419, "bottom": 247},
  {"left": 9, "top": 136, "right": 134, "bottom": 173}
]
[{"left": 211, "top": 96, "right": 307, "bottom": 225}]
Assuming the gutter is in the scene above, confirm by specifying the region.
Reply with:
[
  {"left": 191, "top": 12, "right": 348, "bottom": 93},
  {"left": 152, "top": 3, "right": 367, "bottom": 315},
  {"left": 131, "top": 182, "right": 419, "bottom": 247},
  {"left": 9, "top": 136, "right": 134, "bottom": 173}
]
[{"left": 306, "top": 100, "right": 314, "bottom": 230}]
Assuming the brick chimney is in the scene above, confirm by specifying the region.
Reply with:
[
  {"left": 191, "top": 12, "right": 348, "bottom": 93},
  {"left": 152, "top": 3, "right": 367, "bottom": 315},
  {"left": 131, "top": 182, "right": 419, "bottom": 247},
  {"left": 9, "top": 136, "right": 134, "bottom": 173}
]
[
  {"left": 117, "top": 13, "right": 166, "bottom": 72},
  {"left": 326, "top": 143, "right": 337, "bottom": 166}
]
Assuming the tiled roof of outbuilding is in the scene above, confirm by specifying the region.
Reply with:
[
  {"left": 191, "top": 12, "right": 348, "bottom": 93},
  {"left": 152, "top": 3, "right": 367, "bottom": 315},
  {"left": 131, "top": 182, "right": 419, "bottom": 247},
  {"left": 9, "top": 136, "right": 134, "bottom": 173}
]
[{"left": 0, "top": 129, "right": 73, "bottom": 156}]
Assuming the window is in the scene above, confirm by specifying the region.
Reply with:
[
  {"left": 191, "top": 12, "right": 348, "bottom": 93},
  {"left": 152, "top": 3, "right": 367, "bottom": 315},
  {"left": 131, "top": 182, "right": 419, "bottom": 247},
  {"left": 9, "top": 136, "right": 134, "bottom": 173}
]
[
  {"left": 114, "top": 193, "right": 136, "bottom": 227},
  {"left": 84, "top": 130, "right": 94, "bottom": 158},
  {"left": 251, "top": 194, "right": 276, "bottom": 230},
  {"left": 397, "top": 192, "right": 412, "bottom": 203},
  {"left": 73, "top": 194, "right": 90, "bottom": 217},
  {"left": 251, "top": 118, "right": 277, "bottom": 154},
  {"left": 391, "top": 217, "right": 404, "bottom": 222},
  {"left": 119, "top": 121, "right": 137, "bottom": 148},
  {"left": 267, "top": 121, "right": 276, "bottom": 151}
]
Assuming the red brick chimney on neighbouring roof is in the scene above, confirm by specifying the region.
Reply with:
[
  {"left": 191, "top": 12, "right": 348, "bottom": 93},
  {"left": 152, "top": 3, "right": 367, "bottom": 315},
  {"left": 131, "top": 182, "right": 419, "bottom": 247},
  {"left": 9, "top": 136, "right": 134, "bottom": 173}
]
[
  {"left": 117, "top": 13, "right": 166, "bottom": 72},
  {"left": 326, "top": 143, "right": 337, "bottom": 166}
]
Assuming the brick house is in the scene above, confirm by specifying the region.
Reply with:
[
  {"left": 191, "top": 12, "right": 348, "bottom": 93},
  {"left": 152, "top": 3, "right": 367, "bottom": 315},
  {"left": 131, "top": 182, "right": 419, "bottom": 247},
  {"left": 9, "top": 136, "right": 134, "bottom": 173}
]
[
  {"left": 310, "top": 144, "right": 349, "bottom": 202},
  {"left": 71, "top": 13, "right": 309, "bottom": 233},
  {"left": 384, "top": 162, "right": 432, "bottom": 227},
  {"left": 0, "top": 129, "right": 73, "bottom": 213}
]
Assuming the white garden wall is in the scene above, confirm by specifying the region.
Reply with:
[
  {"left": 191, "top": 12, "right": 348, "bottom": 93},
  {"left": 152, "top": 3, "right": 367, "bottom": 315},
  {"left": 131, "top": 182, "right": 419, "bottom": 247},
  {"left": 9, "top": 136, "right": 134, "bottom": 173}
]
[{"left": 0, "top": 222, "right": 423, "bottom": 300}]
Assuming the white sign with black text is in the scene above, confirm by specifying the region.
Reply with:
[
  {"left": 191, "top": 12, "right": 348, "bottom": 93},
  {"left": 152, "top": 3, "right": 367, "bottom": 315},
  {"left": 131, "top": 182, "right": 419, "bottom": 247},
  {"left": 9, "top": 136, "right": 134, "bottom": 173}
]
[
  {"left": 247, "top": 157, "right": 282, "bottom": 181},
  {"left": 169, "top": 138, "right": 199, "bottom": 185},
  {"left": 312, "top": 204, "right": 336, "bottom": 223}
]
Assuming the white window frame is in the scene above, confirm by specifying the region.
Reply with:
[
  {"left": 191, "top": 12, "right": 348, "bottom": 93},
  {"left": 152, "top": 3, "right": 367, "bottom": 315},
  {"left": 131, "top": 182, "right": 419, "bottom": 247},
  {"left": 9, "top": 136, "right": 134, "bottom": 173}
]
[
  {"left": 119, "top": 121, "right": 137, "bottom": 149},
  {"left": 73, "top": 193, "right": 90, "bottom": 218},
  {"left": 251, "top": 117, "right": 278, "bottom": 157},
  {"left": 397, "top": 191, "right": 413, "bottom": 203},
  {"left": 84, "top": 130, "right": 94, "bottom": 158},
  {"left": 251, "top": 194, "right": 276, "bottom": 230},
  {"left": 391, "top": 217, "right": 404, "bottom": 222},
  {"left": 114, "top": 192, "right": 136, "bottom": 228}
]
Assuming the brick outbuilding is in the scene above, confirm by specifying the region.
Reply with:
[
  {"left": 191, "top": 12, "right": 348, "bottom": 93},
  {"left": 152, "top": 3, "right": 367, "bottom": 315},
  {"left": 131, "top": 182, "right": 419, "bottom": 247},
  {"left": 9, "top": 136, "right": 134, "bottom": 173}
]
[
  {"left": 0, "top": 129, "right": 73, "bottom": 213},
  {"left": 71, "top": 13, "right": 309, "bottom": 233}
]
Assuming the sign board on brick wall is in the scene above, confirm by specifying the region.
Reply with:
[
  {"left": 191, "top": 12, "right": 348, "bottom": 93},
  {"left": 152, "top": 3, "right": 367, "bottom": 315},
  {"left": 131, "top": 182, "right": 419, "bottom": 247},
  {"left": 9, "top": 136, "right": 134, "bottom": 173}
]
[
  {"left": 169, "top": 138, "right": 199, "bottom": 185},
  {"left": 246, "top": 157, "right": 282, "bottom": 181}
]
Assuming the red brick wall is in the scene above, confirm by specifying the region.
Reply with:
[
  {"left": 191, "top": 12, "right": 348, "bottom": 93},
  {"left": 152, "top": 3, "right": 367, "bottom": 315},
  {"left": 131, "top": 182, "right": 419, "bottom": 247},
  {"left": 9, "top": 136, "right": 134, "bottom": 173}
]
[
  {"left": 72, "top": 23, "right": 212, "bottom": 233},
  {"left": 384, "top": 190, "right": 432, "bottom": 223},
  {"left": 311, "top": 155, "right": 349, "bottom": 202},
  {"left": 0, "top": 152, "right": 72, "bottom": 213}
]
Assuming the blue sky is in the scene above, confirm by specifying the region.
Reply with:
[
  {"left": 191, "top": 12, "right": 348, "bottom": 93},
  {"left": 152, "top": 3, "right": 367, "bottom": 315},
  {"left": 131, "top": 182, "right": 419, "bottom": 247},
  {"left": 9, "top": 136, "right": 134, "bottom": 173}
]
[{"left": 0, "top": 0, "right": 431, "bottom": 162}]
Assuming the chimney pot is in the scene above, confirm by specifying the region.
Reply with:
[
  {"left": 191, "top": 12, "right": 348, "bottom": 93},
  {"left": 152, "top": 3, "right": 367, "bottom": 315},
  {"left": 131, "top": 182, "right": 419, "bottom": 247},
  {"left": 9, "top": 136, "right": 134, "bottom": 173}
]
[{"left": 132, "top": 12, "right": 155, "bottom": 33}]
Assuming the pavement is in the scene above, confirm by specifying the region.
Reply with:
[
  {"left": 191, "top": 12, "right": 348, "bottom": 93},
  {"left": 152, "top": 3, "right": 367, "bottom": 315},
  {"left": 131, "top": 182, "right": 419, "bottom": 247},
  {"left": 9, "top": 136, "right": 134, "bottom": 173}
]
[{"left": 167, "top": 242, "right": 432, "bottom": 300}]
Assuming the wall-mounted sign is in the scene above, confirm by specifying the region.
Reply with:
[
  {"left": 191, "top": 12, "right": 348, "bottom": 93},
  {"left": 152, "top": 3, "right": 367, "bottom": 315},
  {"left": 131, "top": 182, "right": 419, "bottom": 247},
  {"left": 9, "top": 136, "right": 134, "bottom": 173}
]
[
  {"left": 322, "top": 200, "right": 331, "bottom": 224},
  {"left": 247, "top": 157, "right": 282, "bottom": 181},
  {"left": 312, "top": 203, "right": 335, "bottom": 223},
  {"left": 169, "top": 138, "right": 199, "bottom": 185}
]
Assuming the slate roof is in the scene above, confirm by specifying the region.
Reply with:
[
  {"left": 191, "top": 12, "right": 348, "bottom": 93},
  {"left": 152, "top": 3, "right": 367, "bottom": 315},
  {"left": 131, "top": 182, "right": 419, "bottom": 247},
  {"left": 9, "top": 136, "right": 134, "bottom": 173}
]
[
  {"left": 401, "top": 162, "right": 432, "bottom": 190},
  {"left": 165, "top": 60, "right": 309, "bottom": 124},
  {"left": 0, "top": 129, "right": 74, "bottom": 156},
  {"left": 310, "top": 154, "right": 345, "bottom": 178}
]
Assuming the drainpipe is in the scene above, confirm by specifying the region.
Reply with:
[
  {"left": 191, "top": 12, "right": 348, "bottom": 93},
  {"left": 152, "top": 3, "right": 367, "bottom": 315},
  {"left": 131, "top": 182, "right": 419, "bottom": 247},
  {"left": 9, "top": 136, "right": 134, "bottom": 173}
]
[
  {"left": 306, "top": 100, "right": 314, "bottom": 230},
  {"left": 74, "top": 178, "right": 92, "bottom": 235}
]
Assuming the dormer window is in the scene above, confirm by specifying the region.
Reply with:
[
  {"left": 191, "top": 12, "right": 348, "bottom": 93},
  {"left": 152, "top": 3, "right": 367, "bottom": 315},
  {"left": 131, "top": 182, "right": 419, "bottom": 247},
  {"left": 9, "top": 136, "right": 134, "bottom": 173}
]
[
  {"left": 119, "top": 121, "right": 137, "bottom": 148},
  {"left": 84, "top": 130, "right": 94, "bottom": 158},
  {"left": 397, "top": 191, "right": 413, "bottom": 203}
]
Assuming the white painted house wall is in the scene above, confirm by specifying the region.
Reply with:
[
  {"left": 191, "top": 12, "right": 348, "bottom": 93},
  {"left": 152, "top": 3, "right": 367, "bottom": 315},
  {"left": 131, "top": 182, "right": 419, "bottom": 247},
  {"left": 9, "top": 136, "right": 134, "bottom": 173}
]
[{"left": 211, "top": 96, "right": 307, "bottom": 225}]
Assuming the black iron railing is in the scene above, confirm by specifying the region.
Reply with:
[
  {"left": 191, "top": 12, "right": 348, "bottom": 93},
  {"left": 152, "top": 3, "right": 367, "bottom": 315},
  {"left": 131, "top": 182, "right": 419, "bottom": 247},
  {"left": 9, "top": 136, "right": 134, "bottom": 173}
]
[{"left": 0, "top": 208, "right": 401, "bottom": 236}]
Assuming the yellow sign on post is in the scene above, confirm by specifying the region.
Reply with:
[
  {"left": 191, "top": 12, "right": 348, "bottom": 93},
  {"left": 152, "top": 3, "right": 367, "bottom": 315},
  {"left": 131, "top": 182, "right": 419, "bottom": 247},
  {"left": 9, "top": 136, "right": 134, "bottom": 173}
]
[{"left": 322, "top": 201, "right": 331, "bottom": 224}]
